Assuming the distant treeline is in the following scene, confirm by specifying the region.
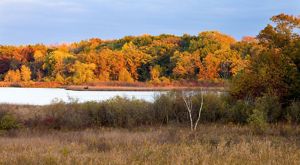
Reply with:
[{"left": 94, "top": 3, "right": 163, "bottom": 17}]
[
  {"left": 0, "top": 31, "right": 244, "bottom": 85},
  {"left": 0, "top": 13, "right": 299, "bottom": 103}
]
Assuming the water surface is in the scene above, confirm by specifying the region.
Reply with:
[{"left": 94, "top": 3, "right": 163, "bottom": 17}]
[{"left": 0, "top": 87, "right": 161, "bottom": 105}]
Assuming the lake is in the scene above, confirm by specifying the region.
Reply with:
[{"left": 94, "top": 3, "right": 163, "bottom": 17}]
[
  {"left": 0, "top": 87, "right": 162, "bottom": 105},
  {"left": 0, "top": 87, "right": 225, "bottom": 105}
]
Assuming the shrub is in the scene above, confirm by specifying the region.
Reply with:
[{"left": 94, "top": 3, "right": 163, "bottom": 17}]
[
  {"left": 247, "top": 109, "right": 268, "bottom": 134},
  {"left": 104, "top": 97, "right": 153, "bottom": 127},
  {"left": 200, "top": 94, "right": 227, "bottom": 122},
  {"left": 41, "top": 101, "right": 90, "bottom": 129},
  {"left": 254, "top": 94, "right": 281, "bottom": 123},
  {"left": 0, "top": 114, "right": 20, "bottom": 130},
  {"left": 153, "top": 93, "right": 175, "bottom": 124},
  {"left": 285, "top": 101, "right": 300, "bottom": 123},
  {"left": 228, "top": 100, "right": 253, "bottom": 124}
]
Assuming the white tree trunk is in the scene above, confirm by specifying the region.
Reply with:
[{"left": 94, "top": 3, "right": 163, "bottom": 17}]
[{"left": 182, "top": 89, "right": 204, "bottom": 131}]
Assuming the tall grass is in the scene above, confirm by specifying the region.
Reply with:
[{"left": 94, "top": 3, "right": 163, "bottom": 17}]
[{"left": 1, "top": 125, "right": 300, "bottom": 164}]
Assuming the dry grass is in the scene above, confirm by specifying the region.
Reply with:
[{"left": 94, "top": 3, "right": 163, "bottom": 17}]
[{"left": 1, "top": 125, "right": 300, "bottom": 165}]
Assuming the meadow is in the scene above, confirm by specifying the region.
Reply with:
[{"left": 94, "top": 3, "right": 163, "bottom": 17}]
[{"left": 1, "top": 124, "right": 300, "bottom": 164}]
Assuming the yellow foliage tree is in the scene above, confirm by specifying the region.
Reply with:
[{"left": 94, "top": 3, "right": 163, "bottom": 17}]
[
  {"left": 20, "top": 65, "right": 31, "bottom": 82},
  {"left": 43, "top": 50, "right": 75, "bottom": 77},
  {"left": 198, "top": 53, "right": 220, "bottom": 80},
  {"left": 55, "top": 73, "right": 65, "bottom": 84},
  {"left": 71, "top": 61, "right": 96, "bottom": 84},
  {"left": 150, "top": 65, "right": 161, "bottom": 80},
  {"left": 118, "top": 68, "right": 134, "bottom": 82},
  {"left": 4, "top": 70, "right": 21, "bottom": 82},
  {"left": 122, "top": 42, "right": 150, "bottom": 80},
  {"left": 33, "top": 50, "right": 45, "bottom": 62},
  {"left": 172, "top": 51, "right": 201, "bottom": 79},
  {"left": 98, "top": 71, "right": 110, "bottom": 81}
]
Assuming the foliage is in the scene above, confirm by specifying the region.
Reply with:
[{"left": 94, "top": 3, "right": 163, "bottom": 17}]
[
  {"left": 4, "top": 70, "right": 21, "bottom": 82},
  {"left": 0, "top": 113, "right": 20, "bottom": 130},
  {"left": 286, "top": 101, "right": 300, "bottom": 123},
  {"left": 231, "top": 13, "right": 300, "bottom": 104},
  {"left": 20, "top": 65, "right": 31, "bottom": 81},
  {"left": 118, "top": 68, "right": 134, "bottom": 82},
  {"left": 247, "top": 109, "right": 268, "bottom": 134},
  {"left": 71, "top": 61, "right": 96, "bottom": 84},
  {"left": 254, "top": 93, "right": 282, "bottom": 123},
  {"left": 0, "top": 30, "right": 244, "bottom": 84},
  {"left": 228, "top": 100, "right": 253, "bottom": 123}
]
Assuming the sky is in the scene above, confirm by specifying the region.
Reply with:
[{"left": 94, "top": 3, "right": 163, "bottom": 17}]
[{"left": 0, "top": 0, "right": 299, "bottom": 45}]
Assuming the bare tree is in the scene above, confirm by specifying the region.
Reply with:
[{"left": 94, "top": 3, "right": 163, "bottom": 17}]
[{"left": 182, "top": 89, "right": 204, "bottom": 131}]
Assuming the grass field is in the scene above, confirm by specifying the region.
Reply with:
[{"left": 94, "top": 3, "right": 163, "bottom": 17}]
[{"left": 1, "top": 124, "right": 300, "bottom": 165}]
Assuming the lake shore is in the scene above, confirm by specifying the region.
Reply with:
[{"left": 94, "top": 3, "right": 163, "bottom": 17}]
[
  {"left": 0, "top": 81, "right": 227, "bottom": 91},
  {"left": 65, "top": 85, "right": 226, "bottom": 91}
]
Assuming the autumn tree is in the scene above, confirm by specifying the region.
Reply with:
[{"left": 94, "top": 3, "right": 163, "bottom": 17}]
[
  {"left": 118, "top": 68, "right": 134, "bottom": 82},
  {"left": 122, "top": 42, "right": 150, "bottom": 80},
  {"left": 171, "top": 51, "right": 200, "bottom": 79},
  {"left": 43, "top": 50, "right": 75, "bottom": 78},
  {"left": 231, "top": 13, "right": 300, "bottom": 102},
  {"left": 31, "top": 50, "right": 46, "bottom": 80},
  {"left": 4, "top": 70, "right": 21, "bottom": 82},
  {"left": 188, "top": 31, "right": 236, "bottom": 56},
  {"left": 20, "top": 65, "right": 31, "bottom": 81},
  {"left": 198, "top": 53, "right": 220, "bottom": 80},
  {"left": 71, "top": 61, "right": 96, "bottom": 84},
  {"left": 150, "top": 65, "right": 161, "bottom": 81}
]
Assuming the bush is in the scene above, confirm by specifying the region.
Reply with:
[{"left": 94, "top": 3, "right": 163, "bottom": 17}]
[
  {"left": 40, "top": 101, "right": 90, "bottom": 129},
  {"left": 228, "top": 100, "right": 253, "bottom": 124},
  {"left": 254, "top": 94, "right": 282, "bottom": 123},
  {"left": 0, "top": 114, "right": 20, "bottom": 130},
  {"left": 4, "top": 91, "right": 296, "bottom": 131},
  {"left": 153, "top": 93, "right": 176, "bottom": 124},
  {"left": 285, "top": 101, "right": 300, "bottom": 123},
  {"left": 200, "top": 94, "right": 227, "bottom": 122},
  {"left": 247, "top": 109, "right": 268, "bottom": 134},
  {"left": 104, "top": 97, "right": 153, "bottom": 127}
]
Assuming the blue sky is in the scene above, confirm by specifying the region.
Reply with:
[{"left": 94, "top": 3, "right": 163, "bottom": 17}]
[{"left": 0, "top": 0, "right": 299, "bottom": 45}]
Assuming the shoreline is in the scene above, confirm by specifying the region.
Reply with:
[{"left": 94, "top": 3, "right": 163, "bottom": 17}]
[
  {"left": 65, "top": 85, "right": 226, "bottom": 91},
  {"left": 0, "top": 81, "right": 227, "bottom": 91}
]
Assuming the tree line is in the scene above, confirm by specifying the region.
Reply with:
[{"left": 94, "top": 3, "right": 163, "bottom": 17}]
[{"left": 0, "top": 29, "right": 245, "bottom": 84}]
